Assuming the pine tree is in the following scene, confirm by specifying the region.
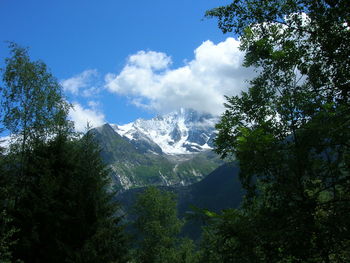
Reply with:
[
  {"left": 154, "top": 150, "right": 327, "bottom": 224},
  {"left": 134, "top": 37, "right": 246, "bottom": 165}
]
[
  {"left": 132, "top": 186, "right": 198, "bottom": 263},
  {"left": 9, "top": 133, "right": 129, "bottom": 263},
  {"left": 68, "top": 132, "right": 129, "bottom": 263}
]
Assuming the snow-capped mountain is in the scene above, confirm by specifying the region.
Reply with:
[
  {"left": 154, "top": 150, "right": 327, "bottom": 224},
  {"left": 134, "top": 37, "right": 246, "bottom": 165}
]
[
  {"left": 111, "top": 108, "right": 218, "bottom": 155},
  {"left": 90, "top": 109, "right": 223, "bottom": 190}
]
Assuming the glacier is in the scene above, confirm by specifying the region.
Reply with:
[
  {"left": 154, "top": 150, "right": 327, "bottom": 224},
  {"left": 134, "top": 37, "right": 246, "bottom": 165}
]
[{"left": 111, "top": 108, "right": 218, "bottom": 155}]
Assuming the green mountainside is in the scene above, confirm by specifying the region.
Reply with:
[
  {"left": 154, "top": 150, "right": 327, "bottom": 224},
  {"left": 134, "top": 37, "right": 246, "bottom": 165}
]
[
  {"left": 89, "top": 121, "right": 242, "bottom": 240},
  {"left": 117, "top": 163, "right": 243, "bottom": 240},
  {"left": 90, "top": 123, "right": 224, "bottom": 191}
]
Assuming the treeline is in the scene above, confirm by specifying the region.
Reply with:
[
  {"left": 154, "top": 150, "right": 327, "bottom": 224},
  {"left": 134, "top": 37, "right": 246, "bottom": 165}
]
[{"left": 1, "top": 0, "right": 350, "bottom": 262}]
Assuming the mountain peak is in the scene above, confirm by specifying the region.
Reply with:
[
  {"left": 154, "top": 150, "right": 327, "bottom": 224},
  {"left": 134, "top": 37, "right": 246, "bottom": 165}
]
[{"left": 111, "top": 109, "right": 218, "bottom": 155}]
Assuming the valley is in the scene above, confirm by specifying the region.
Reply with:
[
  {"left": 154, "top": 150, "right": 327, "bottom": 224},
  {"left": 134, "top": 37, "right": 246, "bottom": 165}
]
[{"left": 90, "top": 108, "right": 243, "bottom": 240}]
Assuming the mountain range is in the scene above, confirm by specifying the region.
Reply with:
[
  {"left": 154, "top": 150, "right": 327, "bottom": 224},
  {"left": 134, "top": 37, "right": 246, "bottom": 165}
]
[
  {"left": 90, "top": 109, "right": 225, "bottom": 191},
  {"left": 90, "top": 108, "right": 243, "bottom": 239},
  {"left": 113, "top": 108, "right": 217, "bottom": 155}
]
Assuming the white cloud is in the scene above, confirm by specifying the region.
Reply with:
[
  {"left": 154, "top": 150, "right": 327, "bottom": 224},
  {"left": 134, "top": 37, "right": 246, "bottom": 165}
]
[
  {"left": 61, "top": 69, "right": 100, "bottom": 97},
  {"left": 69, "top": 102, "right": 105, "bottom": 132},
  {"left": 105, "top": 38, "right": 255, "bottom": 115},
  {"left": 128, "top": 50, "right": 172, "bottom": 70}
]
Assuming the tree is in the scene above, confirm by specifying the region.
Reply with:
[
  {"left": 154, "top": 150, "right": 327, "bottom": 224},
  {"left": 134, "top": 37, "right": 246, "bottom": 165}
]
[
  {"left": 0, "top": 45, "right": 129, "bottom": 262},
  {"left": 0, "top": 43, "right": 71, "bottom": 262},
  {"left": 0, "top": 151, "right": 18, "bottom": 263},
  {"left": 204, "top": 0, "right": 350, "bottom": 262},
  {"left": 9, "top": 133, "right": 129, "bottom": 263},
  {"left": 199, "top": 209, "right": 261, "bottom": 263},
  {"left": 70, "top": 131, "right": 129, "bottom": 263},
  {"left": 0, "top": 109, "right": 20, "bottom": 263},
  {"left": 0, "top": 43, "right": 72, "bottom": 170},
  {"left": 132, "top": 186, "right": 198, "bottom": 263}
]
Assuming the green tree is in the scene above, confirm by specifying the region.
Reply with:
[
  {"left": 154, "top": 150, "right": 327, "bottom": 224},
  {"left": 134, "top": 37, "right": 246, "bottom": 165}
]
[
  {"left": 203, "top": 0, "right": 350, "bottom": 262},
  {"left": 0, "top": 152, "right": 18, "bottom": 263},
  {"left": 0, "top": 43, "right": 72, "bottom": 172},
  {"left": 0, "top": 43, "right": 72, "bottom": 262},
  {"left": 0, "top": 45, "right": 129, "bottom": 262},
  {"left": 0, "top": 114, "right": 20, "bottom": 263},
  {"left": 133, "top": 186, "right": 198, "bottom": 263},
  {"left": 9, "top": 133, "right": 129, "bottom": 263},
  {"left": 0, "top": 211, "right": 15, "bottom": 263},
  {"left": 70, "top": 132, "right": 129, "bottom": 263}
]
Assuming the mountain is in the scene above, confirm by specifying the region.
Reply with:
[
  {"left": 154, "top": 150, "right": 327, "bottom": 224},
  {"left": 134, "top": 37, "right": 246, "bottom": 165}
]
[
  {"left": 112, "top": 108, "right": 218, "bottom": 155},
  {"left": 91, "top": 109, "right": 242, "bottom": 240},
  {"left": 89, "top": 109, "right": 224, "bottom": 191}
]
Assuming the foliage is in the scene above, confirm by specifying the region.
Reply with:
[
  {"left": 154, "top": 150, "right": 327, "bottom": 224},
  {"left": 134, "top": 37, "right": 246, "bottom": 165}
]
[
  {"left": 6, "top": 133, "right": 129, "bottom": 263},
  {"left": 0, "top": 151, "right": 18, "bottom": 263},
  {"left": 0, "top": 120, "right": 19, "bottom": 263},
  {"left": 0, "top": 44, "right": 129, "bottom": 262},
  {"left": 0, "top": 210, "right": 20, "bottom": 263},
  {"left": 0, "top": 43, "right": 72, "bottom": 151},
  {"left": 204, "top": 0, "right": 350, "bottom": 262},
  {"left": 132, "top": 186, "right": 198, "bottom": 263}
]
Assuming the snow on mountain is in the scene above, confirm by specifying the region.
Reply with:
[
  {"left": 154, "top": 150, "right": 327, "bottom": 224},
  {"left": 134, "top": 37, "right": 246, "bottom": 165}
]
[{"left": 111, "top": 109, "right": 218, "bottom": 155}]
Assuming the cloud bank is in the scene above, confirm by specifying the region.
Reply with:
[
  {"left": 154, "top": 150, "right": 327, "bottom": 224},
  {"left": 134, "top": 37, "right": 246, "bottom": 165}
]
[
  {"left": 105, "top": 38, "right": 255, "bottom": 115},
  {"left": 69, "top": 102, "right": 105, "bottom": 132},
  {"left": 61, "top": 69, "right": 100, "bottom": 97},
  {"left": 61, "top": 70, "right": 105, "bottom": 131}
]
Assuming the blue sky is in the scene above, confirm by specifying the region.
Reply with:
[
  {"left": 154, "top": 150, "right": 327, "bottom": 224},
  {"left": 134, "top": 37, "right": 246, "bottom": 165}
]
[{"left": 0, "top": 0, "right": 254, "bottom": 131}]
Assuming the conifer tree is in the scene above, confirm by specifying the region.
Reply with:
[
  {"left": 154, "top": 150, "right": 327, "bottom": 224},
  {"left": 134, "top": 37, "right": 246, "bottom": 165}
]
[{"left": 133, "top": 186, "right": 198, "bottom": 263}]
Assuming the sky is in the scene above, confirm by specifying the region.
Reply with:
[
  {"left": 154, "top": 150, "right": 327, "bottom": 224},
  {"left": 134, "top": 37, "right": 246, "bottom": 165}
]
[{"left": 0, "top": 0, "right": 255, "bottom": 131}]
